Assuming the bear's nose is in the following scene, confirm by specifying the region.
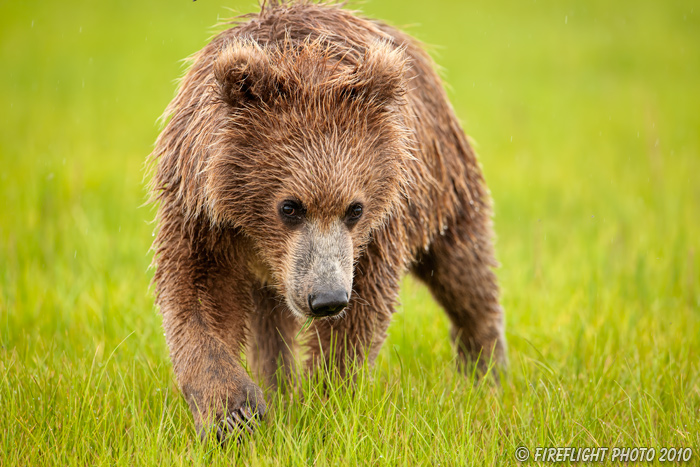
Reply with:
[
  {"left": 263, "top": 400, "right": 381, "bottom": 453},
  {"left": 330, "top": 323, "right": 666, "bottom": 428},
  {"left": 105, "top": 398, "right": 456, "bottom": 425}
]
[{"left": 308, "top": 290, "right": 349, "bottom": 317}]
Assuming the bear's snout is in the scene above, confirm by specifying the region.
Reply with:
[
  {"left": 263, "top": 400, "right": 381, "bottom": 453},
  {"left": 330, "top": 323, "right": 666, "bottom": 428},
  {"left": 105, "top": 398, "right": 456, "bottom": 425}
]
[
  {"left": 285, "top": 221, "right": 354, "bottom": 319},
  {"left": 308, "top": 289, "right": 349, "bottom": 317}
]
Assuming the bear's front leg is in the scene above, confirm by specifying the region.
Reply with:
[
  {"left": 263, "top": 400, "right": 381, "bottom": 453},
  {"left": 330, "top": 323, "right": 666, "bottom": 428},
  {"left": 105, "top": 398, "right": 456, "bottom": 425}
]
[
  {"left": 176, "top": 326, "right": 265, "bottom": 442},
  {"left": 153, "top": 218, "right": 264, "bottom": 442}
]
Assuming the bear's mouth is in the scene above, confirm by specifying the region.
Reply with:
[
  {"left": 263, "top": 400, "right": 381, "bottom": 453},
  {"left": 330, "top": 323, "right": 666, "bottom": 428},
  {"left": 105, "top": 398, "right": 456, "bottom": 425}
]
[{"left": 284, "top": 293, "right": 312, "bottom": 320}]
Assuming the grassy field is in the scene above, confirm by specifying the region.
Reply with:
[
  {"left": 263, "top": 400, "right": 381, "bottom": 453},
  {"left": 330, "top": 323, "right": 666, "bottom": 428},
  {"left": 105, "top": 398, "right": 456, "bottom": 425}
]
[{"left": 1, "top": 0, "right": 698, "bottom": 465}]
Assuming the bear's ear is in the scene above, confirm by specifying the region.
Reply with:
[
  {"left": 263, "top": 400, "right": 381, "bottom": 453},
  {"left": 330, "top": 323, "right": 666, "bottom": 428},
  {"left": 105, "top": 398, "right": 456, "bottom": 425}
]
[
  {"left": 214, "top": 40, "right": 284, "bottom": 107},
  {"left": 348, "top": 41, "right": 409, "bottom": 107}
]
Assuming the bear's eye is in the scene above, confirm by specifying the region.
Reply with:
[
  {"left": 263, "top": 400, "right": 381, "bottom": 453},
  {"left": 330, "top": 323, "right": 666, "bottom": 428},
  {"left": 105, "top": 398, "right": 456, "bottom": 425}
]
[
  {"left": 345, "top": 203, "right": 364, "bottom": 224},
  {"left": 279, "top": 200, "right": 305, "bottom": 224},
  {"left": 282, "top": 204, "right": 296, "bottom": 216}
]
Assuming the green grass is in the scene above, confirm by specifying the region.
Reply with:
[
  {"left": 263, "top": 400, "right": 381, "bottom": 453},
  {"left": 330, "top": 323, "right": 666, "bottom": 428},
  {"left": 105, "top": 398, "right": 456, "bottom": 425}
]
[{"left": 1, "top": 0, "right": 698, "bottom": 465}]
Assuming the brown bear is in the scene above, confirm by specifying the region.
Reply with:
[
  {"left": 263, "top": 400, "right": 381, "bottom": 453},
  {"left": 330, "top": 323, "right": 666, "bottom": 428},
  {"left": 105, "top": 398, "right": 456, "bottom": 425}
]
[{"left": 148, "top": 0, "right": 506, "bottom": 441}]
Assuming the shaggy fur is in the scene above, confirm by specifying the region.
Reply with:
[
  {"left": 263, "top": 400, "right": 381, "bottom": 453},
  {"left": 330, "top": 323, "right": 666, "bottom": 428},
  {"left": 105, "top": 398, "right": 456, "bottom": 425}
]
[{"left": 149, "top": 0, "right": 506, "bottom": 441}]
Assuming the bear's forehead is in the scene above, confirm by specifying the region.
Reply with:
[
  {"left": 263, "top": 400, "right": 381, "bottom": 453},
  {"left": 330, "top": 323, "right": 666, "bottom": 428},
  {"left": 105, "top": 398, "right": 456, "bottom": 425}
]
[
  {"left": 280, "top": 157, "right": 369, "bottom": 205},
  {"left": 234, "top": 136, "right": 394, "bottom": 214},
  {"left": 236, "top": 107, "right": 399, "bottom": 172}
]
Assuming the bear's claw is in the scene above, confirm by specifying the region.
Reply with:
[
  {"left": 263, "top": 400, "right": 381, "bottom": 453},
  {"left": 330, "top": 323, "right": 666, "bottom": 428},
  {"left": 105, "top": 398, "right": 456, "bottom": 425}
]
[{"left": 215, "top": 407, "right": 259, "bottom": 444}]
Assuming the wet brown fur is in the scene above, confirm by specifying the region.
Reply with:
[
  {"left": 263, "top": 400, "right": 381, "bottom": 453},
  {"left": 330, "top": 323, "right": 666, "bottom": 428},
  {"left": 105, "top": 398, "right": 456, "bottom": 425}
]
[{"left": 149, "top": 0, "right": 506, "bottom": 440}]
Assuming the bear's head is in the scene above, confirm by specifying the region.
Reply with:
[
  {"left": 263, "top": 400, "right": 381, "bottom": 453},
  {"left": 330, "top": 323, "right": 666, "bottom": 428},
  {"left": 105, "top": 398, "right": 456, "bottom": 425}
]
[{"left": 156, "top": 37, "right": 414, "bottom": 319}]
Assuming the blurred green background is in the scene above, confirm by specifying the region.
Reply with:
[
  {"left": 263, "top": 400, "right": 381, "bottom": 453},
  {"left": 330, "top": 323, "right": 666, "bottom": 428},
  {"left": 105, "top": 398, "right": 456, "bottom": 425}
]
[{"left": 1, "top": 0, "right": 699, "bottom": 464}]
